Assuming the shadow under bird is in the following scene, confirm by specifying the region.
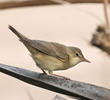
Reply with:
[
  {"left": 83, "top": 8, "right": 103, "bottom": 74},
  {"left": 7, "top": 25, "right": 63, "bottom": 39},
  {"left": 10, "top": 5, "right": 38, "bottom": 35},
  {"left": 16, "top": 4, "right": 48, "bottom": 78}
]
[{"left": 8, "top": 25, "right": 90, "bottom": 75}]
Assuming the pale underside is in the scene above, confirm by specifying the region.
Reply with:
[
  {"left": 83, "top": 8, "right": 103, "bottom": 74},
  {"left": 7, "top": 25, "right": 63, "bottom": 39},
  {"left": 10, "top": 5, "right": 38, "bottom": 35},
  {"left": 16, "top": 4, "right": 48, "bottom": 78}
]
[{"left": 31, "top": 51, "right": 81, "bottom": 74}]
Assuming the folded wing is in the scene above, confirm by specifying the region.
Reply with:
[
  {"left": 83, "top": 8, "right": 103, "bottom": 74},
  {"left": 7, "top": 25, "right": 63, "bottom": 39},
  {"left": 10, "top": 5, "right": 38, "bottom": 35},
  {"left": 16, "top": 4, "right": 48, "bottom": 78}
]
[{"left": 26, "top": 40, "right": 69, "bottom": 62}]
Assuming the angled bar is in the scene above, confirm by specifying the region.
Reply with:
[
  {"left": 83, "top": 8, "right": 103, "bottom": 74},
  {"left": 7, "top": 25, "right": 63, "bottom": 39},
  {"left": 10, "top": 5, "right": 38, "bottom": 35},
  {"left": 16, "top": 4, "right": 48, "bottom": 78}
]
[{"left": 0, "top": 63, "right": 110, "bottom": 100}]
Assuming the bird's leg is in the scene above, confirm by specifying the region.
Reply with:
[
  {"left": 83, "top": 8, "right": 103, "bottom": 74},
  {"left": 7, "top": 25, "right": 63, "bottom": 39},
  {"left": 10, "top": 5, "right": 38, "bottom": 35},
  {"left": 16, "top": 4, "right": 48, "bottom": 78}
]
[
  {"left": 48, "top": 70, "right": 70, "bottom": 80},
  {"left": 52, "top": 74, "right": 70, "bottom": 80},
  {"left": 39, "top": 67, "right": 47, "bottom": 75},
  {"left": 48, "top": 70, "right": 53, "bottom": 74},
  {"left": 41, "top": 69, "right": 47, "bottom": 75},
  {"left": 36, "top": 63, "right": 47, "bottom": 75}
]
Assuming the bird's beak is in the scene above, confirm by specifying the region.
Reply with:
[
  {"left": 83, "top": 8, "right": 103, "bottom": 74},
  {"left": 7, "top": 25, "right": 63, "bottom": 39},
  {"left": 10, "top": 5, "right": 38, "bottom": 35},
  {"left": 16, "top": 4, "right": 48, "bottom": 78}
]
[{"left": 82, "top": 58, "right": 91, "bottom": 63}]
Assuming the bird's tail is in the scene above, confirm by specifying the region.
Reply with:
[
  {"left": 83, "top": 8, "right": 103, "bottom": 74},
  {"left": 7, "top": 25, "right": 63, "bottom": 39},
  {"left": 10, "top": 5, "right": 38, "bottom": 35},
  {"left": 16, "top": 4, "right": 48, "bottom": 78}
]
[{"left": 8, "top": 25, "right": 28, "bottom": 41}]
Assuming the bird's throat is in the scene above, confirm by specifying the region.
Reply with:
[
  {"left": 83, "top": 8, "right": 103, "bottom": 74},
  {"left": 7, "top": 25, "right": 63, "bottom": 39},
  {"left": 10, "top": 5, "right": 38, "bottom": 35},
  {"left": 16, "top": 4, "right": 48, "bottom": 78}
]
[{"left": 69, "top": 57, "right": 81, "bottom": 67}]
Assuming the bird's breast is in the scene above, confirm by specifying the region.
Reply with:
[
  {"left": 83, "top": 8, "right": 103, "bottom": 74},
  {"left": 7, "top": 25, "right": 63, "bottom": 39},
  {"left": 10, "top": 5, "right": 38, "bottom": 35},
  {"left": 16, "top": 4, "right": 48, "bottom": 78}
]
[{"left": 31, "top": 53, "right": 68, "bottom": 71}]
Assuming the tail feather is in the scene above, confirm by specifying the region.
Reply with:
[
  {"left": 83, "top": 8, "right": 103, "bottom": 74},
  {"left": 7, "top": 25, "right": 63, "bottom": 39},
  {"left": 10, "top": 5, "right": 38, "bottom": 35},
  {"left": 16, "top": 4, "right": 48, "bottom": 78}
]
[
  {"left": 8, "top": 25, "right": 27, "bottom": 41},
  {"left": 8, "top": 25, "right": 37, "bottom": 54}
]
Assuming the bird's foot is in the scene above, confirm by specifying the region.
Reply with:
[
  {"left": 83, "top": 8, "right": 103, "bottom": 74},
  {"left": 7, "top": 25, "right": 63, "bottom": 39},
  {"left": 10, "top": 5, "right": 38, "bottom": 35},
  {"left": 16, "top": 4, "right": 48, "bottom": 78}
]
[
  {"left": 40, "top": 68, "right": 47, "bottom": 75},
  {"left": 40, "top": 72, "right": 47, "bottom": 75},
  {"left": 51, "top": 74, "right": 70, "bottom": 80}
]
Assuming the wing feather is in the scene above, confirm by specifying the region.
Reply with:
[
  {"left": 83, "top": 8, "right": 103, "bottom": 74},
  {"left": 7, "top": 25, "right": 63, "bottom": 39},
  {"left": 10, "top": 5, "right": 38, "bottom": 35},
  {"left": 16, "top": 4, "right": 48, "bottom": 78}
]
[{"left": 26, "top": 40, "right": 69, "bottom": 61}]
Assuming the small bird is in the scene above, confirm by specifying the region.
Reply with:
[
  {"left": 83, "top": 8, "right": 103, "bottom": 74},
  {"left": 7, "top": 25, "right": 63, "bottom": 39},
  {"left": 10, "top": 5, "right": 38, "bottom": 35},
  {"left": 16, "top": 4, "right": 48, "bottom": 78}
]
[{"left": 8, "top": 25, "right": 90, "bottom": 75}]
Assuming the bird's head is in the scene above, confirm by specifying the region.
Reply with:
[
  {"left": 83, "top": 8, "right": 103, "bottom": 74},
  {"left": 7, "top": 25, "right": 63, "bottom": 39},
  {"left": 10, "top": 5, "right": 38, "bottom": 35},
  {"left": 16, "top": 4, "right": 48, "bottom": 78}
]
[{"left": 69, "top": 47, "right": 90, "bottom": 66}]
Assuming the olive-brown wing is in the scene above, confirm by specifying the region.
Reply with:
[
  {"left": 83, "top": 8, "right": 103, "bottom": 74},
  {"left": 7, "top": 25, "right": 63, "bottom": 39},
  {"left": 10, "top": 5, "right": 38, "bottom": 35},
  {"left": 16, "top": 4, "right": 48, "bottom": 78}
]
[{"left": 26, "top": 40, "right": 69, "bottom": 61}]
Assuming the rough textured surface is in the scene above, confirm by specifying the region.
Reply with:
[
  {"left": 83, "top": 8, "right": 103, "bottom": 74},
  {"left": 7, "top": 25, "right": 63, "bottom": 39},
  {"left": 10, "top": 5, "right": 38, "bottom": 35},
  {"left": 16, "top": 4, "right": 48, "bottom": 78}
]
[{"left": 0, "top": 63, "right": 110, "bottom": 100}]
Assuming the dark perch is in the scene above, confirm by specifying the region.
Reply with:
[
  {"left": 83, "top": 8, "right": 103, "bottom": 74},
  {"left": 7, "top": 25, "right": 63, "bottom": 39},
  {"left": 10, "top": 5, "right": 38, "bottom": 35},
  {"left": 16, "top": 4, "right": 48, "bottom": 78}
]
[
  {"left": 0, "top": 63, "right": 110, "bottom": 100},
  {"left": 91, "top": 25, "right": 110, "bottom": 55}
]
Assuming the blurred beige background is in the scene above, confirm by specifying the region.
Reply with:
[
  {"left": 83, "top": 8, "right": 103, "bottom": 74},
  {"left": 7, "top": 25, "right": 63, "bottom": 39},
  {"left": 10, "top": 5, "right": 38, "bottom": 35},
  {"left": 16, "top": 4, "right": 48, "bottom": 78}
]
[{"left": 0, "top": 3, "right": 110, "bottom": 100}]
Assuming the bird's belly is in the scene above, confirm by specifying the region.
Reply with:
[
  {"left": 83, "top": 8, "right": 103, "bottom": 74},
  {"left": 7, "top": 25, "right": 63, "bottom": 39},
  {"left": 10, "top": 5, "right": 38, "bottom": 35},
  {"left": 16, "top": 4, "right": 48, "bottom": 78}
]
[{"left": 32, "top": 53, "right": 67, "bottom": 71}]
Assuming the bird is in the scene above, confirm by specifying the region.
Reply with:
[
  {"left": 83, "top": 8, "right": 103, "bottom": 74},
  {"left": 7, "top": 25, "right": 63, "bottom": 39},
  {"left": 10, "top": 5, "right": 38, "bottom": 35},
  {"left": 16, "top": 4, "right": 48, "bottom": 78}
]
[{"left": 8, "top": 25, "right": 90, "bottom": 75}]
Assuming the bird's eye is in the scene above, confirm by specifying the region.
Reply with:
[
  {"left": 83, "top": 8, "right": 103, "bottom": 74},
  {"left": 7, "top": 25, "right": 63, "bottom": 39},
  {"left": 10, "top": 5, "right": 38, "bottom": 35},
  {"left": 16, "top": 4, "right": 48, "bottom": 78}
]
[{"left": 75, "top": 53, "right": 79, "bottom": 56}]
